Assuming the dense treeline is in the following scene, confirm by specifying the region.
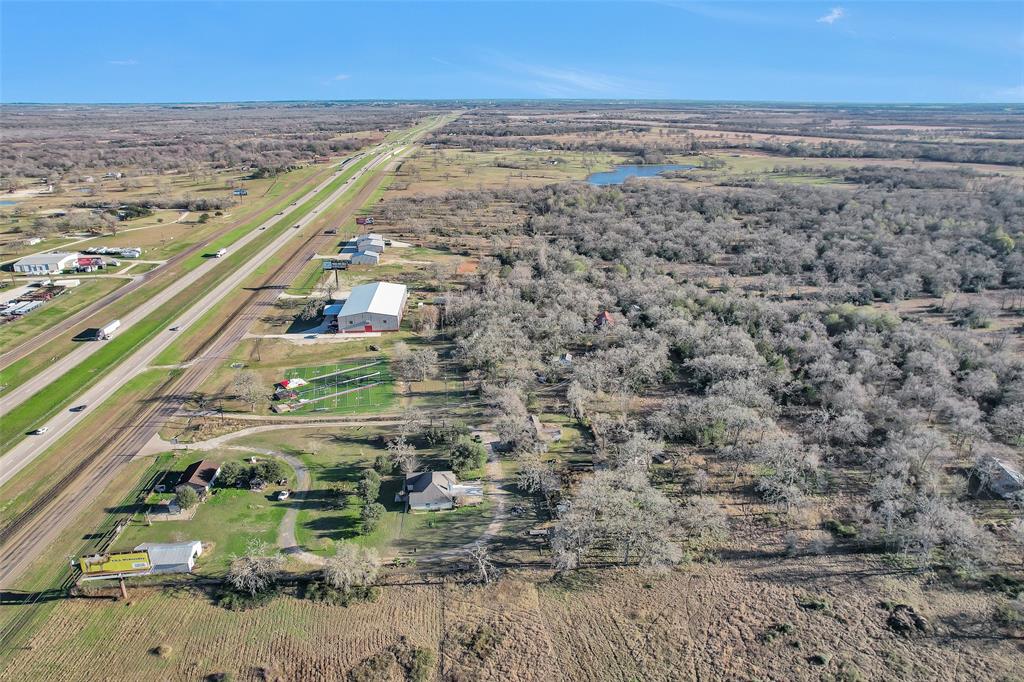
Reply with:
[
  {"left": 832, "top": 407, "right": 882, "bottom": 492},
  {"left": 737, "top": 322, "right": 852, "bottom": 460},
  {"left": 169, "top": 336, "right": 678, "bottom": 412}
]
[
  {"left": 428, "top": 105, "right": 1024, "bottom": 166},
  {"left": 389, "top": 168, "right": 1023, "bottom": 574},
  {"left": 0, "top": 103, "right": 435, "bottom": 180},
  {"left": 527, "top": 179, "right": 1024, "bottom": 300}
]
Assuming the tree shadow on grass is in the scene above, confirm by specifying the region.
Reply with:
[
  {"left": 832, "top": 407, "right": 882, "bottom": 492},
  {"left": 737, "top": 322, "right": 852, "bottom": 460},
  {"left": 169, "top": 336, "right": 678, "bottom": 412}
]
[{"left": 302, "top": 513, "right": 360, "bottom": 541}]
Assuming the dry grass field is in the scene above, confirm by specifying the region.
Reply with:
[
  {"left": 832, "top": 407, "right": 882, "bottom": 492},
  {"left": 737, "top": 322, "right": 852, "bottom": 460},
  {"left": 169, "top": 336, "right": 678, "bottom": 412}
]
[{"left": 3, "top": 554, "right": 1021, "bottom": 682}]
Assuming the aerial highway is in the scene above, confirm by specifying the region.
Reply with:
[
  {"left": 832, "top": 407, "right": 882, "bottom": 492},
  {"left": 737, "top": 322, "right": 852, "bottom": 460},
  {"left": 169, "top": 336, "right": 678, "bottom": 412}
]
[
  {"left": 0, "top": 146, "right": 392, "bottom": 488},
  {"left": 0, "top": 164, "right": 341, "bottom": 372},
  {"left": 0, "top": 156, "right": 365, "bottom": 419},
  {"left": 0, "top": 117, "right": 444, "bottom": 588}
]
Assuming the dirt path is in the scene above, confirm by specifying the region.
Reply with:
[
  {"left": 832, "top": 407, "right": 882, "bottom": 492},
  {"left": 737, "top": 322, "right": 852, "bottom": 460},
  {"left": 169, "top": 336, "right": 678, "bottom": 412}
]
[
  {"left": 410, "top": 429, "right": 513, "bottom": 564},
  {"left": 189, "top": 440, "right": 326, "bottom": 566},
  {"left": 171, "top": 424, "right": 511, "bottom": 567}
]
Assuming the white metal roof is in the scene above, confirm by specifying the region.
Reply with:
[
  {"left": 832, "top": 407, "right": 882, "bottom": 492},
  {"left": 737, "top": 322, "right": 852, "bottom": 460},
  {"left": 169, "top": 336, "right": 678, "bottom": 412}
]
[
  {"left": 135, "top": 540, "right": 202, "bottom": 567},
  {"left": 339, "top": 282, "right": 407, "bottom": 317},
  {"left": 14, "top": 251, "right": 79, "bottom": 267}
]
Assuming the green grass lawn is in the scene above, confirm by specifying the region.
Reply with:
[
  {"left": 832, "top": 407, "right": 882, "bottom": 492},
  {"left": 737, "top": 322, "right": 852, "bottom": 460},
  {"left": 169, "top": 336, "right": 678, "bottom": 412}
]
[
  {"left": 232, "top": 425, "right": 495, "bottom": 561},
  {"left": 292, "top": 450, "right": 493, "bottom": 559},
  {"left": 110, "top": 452, "right": 291, "bottom": 574},
  {"left": 282, "top": 358, "right": 395, "bottom": 415}
]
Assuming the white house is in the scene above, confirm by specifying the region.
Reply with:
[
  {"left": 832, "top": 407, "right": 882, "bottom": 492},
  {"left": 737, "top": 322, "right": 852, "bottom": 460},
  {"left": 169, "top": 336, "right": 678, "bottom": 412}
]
[
  {"left": 336, "top": 281, "right": 408, "bottom": 332},
  {"left": 13, "top": 252, "right": 79, "bottom": 274},
  {"left": 399, "top": 471, "right": 484, "bottom": 511}
]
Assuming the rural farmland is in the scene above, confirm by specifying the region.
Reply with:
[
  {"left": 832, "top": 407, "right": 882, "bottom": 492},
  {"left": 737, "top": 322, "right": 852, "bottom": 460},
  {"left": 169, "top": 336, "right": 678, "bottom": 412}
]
[{"left": 1, "top": 2, "right": 1022, "bottom": 681}]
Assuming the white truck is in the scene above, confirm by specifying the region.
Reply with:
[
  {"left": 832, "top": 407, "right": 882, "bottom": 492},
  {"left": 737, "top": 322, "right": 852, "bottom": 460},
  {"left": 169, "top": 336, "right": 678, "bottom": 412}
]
[
  {"left": 96, "top": 319, "right": 121, "bottom": 340},
  {"left": 214, "top": 248, "right": 227, "bottom": 258}
]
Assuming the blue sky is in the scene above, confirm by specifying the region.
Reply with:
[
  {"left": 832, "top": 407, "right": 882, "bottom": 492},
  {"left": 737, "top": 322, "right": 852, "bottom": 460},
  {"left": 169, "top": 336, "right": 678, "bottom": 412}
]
[{"left": 1, "top": 1, "right": 1021, "bottom": 103}]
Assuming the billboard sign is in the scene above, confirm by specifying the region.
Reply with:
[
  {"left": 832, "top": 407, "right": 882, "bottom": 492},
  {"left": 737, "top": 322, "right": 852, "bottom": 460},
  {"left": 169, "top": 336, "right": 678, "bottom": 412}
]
[
  {"left": 322, "top": 260, "right": 347, "bottom": 271},
  {"left": 76, "top": 550, "right": 152, "bottom": 577}
]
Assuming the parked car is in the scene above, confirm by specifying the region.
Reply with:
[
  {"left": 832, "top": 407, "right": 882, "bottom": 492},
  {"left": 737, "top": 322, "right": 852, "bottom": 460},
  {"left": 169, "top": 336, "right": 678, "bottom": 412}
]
[{"left": 276, "top": 490, "right": 291, "bottom": 501}]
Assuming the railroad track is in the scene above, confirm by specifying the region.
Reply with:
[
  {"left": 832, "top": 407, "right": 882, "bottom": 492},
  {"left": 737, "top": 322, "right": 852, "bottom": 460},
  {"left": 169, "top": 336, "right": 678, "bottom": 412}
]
[
  {"left": 0, "top": 115, "right": 449, "bottom": 654},
  {"left": 0, "top": 162, "right": 340, "bottom": 372},
  {"left": 0, "top": 137, "right": 421, "bottom": 587}
]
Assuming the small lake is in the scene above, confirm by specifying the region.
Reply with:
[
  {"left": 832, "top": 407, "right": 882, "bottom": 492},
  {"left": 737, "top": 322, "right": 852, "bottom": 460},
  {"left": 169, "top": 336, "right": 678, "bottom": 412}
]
[
  {"left": 0, "top": 200, "right": 17, "bottom": 206},
  {"left": 586, "top": 164, "right": 696, "bottom": 185}
]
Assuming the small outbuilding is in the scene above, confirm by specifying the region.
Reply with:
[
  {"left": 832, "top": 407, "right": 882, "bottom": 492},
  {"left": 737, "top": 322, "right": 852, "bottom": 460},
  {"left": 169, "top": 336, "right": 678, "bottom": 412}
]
[
  {"left": 972, "top": 455, "right": 1024, "bottom": 500},
  {"left": 351, "top": 251, "right": 381, "bottom": 265},
  {"left": 134, "top": 541, "right": 203, "bottom": 574},
  {"left": 357, "top": 238, "right": 386, "bottom": 254},
  {"left": 594, "top": 310, "right": 616, "bottom": 329},
  {"left": 180, "top": 459, "right": 221, "bottom": 495}
]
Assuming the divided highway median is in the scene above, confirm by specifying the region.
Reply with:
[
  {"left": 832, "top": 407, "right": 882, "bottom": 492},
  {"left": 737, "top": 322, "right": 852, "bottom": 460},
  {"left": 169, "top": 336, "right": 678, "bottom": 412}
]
[{"left": 0, "top": 152, "right": 378, "bottom": 452}]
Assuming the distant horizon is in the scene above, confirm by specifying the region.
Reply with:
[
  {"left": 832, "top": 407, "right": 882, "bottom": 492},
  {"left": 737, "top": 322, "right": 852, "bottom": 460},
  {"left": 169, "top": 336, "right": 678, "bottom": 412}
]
[
  {"left": 3, "top": 98, "right": 1023, "bottom": 107},
  {"left": 2, "top": 1, "right": 1020, "bottom": 104}
]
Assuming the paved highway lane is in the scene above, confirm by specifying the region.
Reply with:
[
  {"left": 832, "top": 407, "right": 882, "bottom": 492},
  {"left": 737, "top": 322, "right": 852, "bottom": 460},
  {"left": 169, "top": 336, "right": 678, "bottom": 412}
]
[
  {"left": 0, "top": 140, "right": 421, "bottom": 589},
  {"left": 0, "top": 146, "right": 401, "bottom": 487},
  {"left": 0, "top": 156, "right": 364, "bottom": 418}
]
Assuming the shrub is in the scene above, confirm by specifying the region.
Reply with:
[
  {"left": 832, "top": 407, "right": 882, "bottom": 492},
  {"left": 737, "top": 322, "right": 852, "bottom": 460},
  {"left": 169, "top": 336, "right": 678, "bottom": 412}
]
[
  {"left": 361, "top": 502, "right": 386, "bottom": 533},
  {"left": 823, "top": 519, "right": 858, "bottom": 539},
  {"left": 759, "top": 622, "right": 793, "bottom": 643},
  {"left": 449, "top": 436, "right": 487, "bottom": 476},
  {"left": 151, "top": 644, "right": 173, "bottom": 658},
  {"left": 358, "top": 470, "right": 381, "bottom": 504},
  {"left": 406, "top": 647, "right": 435, "bottom": 682},
  {"left": 373, "top": 453, "right": 394, "bottom": 475},
  {"left": 174, "top": 484, "right": 199, "bottom": 510},
  {"left": 797, "top": 595, "right": 831, "bottom": 612}
]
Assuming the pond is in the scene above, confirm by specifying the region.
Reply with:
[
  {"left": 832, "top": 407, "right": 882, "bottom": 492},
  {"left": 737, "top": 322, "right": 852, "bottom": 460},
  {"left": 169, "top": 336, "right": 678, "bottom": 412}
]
[{"left": 586, "top": 164, "right": 696, "bottom": 185}]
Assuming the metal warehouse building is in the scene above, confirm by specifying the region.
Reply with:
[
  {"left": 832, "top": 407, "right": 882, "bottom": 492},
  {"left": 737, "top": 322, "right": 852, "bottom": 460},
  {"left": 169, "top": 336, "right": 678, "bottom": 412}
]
[
  {"left": 13, "top": 252, "right": 80, "bottom": 274},
  {"left": 336, "top": 281, "right": 408, "bottom": 332}
]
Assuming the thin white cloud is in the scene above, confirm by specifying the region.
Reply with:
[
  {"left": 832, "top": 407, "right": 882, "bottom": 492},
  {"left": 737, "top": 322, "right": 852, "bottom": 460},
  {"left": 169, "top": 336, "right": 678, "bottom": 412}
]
[
  {"left": 817, "top": 7, "right": 845, "bottom": 25},
  {"left": 992, "top": 84, "right": 1024, "bottom": 101},
  {"left": 484, "top": 53, "right": 652, "bottom": 97},
  {"left": 331, "top": 74, "right": 351, "bottom": 81},
  {"left": 108, "top": 59, "right": 138, "bottom": 66}
]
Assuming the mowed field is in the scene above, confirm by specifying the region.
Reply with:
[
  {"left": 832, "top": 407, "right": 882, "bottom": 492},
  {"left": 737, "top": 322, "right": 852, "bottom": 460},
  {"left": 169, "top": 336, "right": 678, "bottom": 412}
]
[
  {"left": 3, "top": 554, "right": 1020, "bottom": 682},
  {"left": 282, "top": 359, "right": 395, "bottom": 415}
]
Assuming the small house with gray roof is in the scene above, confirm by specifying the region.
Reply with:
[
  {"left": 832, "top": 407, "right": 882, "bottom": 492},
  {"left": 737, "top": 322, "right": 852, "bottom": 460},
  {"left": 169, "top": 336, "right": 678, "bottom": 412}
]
[{"left": 399, "top": 470, "right": 483, "bottom": 511}]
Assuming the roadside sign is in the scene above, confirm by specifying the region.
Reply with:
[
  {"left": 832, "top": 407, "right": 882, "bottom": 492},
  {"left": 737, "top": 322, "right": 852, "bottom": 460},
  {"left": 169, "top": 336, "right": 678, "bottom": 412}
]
[
  {"left": 322, "top": 260, "right": 347, "bottom": 271},
  {"left": 76, "top": 550, "right": 152, "bottom": 577}
]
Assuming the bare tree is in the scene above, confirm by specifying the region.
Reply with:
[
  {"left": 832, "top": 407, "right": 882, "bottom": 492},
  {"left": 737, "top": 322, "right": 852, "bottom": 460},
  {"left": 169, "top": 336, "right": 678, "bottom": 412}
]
[
  {"left": 322, "top": 543, "right": 381, "bottom": 593},
  {"left": 465, "top": 542, "right": 496, "bottom": 584},
  {"left": 232, "top": 370, "right": 263, "bottom": 412},
  {"left": 677, "top": 497, "right": 729, "bottom": 550},
  {"left": 387, "top": 436, "right": 420, "bottom": 474},
  {"left": 227, "top": 539, "right": 285, "bottom": 596}
]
